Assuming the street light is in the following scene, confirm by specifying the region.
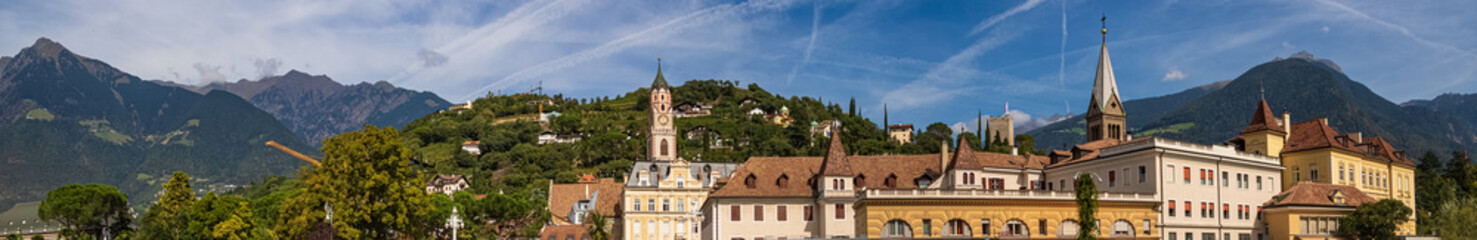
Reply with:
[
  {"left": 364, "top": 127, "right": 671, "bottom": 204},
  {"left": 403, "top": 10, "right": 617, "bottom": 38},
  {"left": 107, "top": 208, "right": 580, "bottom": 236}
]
[{"left": 446, "top": 207, "right": 464, "bottom": 240}]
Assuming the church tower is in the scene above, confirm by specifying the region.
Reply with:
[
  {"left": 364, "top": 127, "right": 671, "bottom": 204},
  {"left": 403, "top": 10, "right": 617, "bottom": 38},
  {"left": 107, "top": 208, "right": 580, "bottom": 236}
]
[
  {"left": 1086, "top": 16, "right": 1127, "bottom": 142},
  {"left": 1240, "top": 99, "right": 1286, "bottom": 157},
  {"left": 649, "top": 59, "right": 677, "bottom": 161}
]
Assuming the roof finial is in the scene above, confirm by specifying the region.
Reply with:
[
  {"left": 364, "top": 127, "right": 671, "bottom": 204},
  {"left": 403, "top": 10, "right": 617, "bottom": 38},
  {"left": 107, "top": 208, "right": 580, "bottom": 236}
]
[{"left": 1100, "top": 13, "right": 1108, "bottom": 39}]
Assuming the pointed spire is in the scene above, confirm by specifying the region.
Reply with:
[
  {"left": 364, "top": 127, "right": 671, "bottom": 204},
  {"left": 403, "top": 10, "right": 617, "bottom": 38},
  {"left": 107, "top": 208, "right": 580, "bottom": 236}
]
[
  {"left": 820, "top": 129, "right": 853, "bottom": 176},
  {"left": 651, "top": 58, "right": 670, "bottom": 89},
  {"left": 1090, "top": 16, "right": 1120, "bottom": 111},
  {"left": 1243, "top": 99, "right": 1285, "bottom": 134},
  {"left": 949, "top": 137, "right": 982, "bottom": 171}
]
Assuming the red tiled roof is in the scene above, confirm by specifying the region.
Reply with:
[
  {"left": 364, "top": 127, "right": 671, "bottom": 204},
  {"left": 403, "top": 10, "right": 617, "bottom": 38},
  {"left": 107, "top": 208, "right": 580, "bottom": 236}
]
[
  {"left": 820, "top": 130, "right": 853, "bottom": 176},
  {"left": 887, "top": 124, "right": 914, "bottom": 130},
  {"left": 1044, "top": 138, "right": 1131, "bottom": 168},
  {"left": 1282, "top": 119, "right": 1415, "bottom": 166},
  {"left": 949, "top": 138, "right": 984, "bottom": 170},
  {"left": 1264, "top": 182, "right": 1377, "bottom": 208},
  {"left": 710, "top": 153, "right": 944, "bottom": 198},
  {"left": 539, "top": 224, "right": 590, "bottom": 239},
  {"left": 1242, "top": 99, "right": 1284, "bottom": 134},
  {"left": 548, "top": 178, "right": 624, "bottom": 219}
]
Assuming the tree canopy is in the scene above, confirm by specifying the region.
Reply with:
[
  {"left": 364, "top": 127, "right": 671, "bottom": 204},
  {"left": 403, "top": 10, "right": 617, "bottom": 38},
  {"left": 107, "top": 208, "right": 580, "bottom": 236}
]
[
  {"left": 1075, "top": 173, "right": 1098, "bottom": 240},
  {"left": 1338, "top": 199, "right": 1412, "bottom": 240},
  {"left": 39, "top": 184, "right": 131, "bottom": 240},
  {"left": 275, "top": 125, "right": 437, "bottom": 239}
]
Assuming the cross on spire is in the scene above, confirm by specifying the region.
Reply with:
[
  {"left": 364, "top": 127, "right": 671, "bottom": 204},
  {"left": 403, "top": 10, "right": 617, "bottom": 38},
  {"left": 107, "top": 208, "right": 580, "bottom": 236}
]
[{"left": 1101, "top": 13, "right": 1108, "bottom": 39}]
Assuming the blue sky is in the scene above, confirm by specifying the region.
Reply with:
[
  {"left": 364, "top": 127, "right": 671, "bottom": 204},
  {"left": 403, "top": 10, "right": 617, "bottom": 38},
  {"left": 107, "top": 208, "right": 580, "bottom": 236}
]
[{"left": 4, "top": 0, "right": 1476, "bottom": 133}]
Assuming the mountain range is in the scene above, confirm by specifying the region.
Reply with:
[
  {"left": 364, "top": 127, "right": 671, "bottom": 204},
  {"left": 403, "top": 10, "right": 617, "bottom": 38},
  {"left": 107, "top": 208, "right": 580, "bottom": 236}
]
[
  {"left": 1027, "top": 52, "right": 1475, "bottom": 159},
  {"left": 155, "top": 70, "right": 450, "bottom": 147},
  {"left": 0, "top": 38, "right": 318, "bottom": 210}
]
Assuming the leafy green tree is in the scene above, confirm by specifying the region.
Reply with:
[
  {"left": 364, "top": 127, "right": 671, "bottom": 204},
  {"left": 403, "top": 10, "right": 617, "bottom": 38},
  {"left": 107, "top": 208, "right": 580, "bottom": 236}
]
[
  {"left": 1445, "top": 151, "right": 1476, "bottom": 197},
  {"left": 1075, "top": 173, "right": 1099, "bottom": 240},
  {"left": 1337, "top": 199, "right": 1412, "bottom": 240},
  {"left": 587, "top": 213, "right": 610, "bottom": 240},
  {"left": 1415, "top": 152, "right": 1457, "bottom": 234},
  {"left": 848, "top": 97, "right": 856, "bottom": 116},
  {"left": 211, "top": 201, "right": 255, "bottom": 240},
  {"left": 39, "top": 184, "right": 131, "bottom": 240},
  {"left": 916, "top": 122, "right": 954, "bottom": 152},
  {"left": 141, "top": 171, "right": 195, "bottom": 239},
  {"left": 5, "top": 234, "right": 18, "bottom": 240},
  {"left": 28, "top": 235, "right": 40, "bottom": 240},
  {"left": 275, "top": 125, "right": 437, "bottom": 239},
  {"left": 1429, "top": 197, "right": 1477, "bottom": 239}
]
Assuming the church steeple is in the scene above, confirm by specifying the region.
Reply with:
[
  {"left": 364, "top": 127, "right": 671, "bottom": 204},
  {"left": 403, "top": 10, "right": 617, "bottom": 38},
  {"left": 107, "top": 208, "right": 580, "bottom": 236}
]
[
  {"left": 652, "top": 58, "right": 670, "bottom": 90},
  {"left": 648, "top": 58, "right": 676, "bottom": 161},
  {"left": 1086, "top": 14, "right": 1127, "bottom": 142}
]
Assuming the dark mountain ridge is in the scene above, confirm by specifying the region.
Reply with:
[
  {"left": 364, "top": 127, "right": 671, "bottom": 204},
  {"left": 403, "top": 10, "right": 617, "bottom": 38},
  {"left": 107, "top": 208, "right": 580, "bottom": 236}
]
[
  {"left": 1027, "top": 54, "right": 1473, "bottom": 159},
  {"left": 0, "top": 38, "right": 316, "bottom": 211},
  {"left": 154, "top": 70, "right": 451, "bottom": 147}
]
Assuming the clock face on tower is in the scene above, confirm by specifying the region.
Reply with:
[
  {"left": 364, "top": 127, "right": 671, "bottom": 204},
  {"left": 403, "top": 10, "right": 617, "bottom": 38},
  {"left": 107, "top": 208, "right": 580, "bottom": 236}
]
[{"left": 659, "top": 115, "right": 669, "bottom": 124}]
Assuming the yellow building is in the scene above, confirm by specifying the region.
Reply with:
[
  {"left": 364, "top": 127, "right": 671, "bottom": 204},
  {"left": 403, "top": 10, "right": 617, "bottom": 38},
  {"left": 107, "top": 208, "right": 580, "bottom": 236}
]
[
  {"left": 1260, "top": 182, "right": 1378, "bottom": 240},
  {"left": 1233, "top": 99, "right": 1418, "bottom": 236},
  {"left": 856, "top": 190, "right": 1159, "bottom": 239},
  {"left": 623, "top": 60, "right": 741, "bottom": 240}
]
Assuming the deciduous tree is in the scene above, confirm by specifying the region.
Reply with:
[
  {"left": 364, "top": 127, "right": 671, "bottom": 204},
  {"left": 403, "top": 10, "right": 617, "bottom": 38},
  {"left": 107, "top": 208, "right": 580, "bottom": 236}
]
[
  {"left": 275, "top": 125, "right": 437, "bottom": 239},
  {"left": 1338, "top": 199, "right": 1412, "bottom": 240},
  {"left": 39, "top": 184, "right": 131, "bottom": 240},
  {"left": 140, "top": 171, "right": 194, "bottom": 239},
  {"left": 1075, "top": 173, "right": 1098, "bottom": 240}
]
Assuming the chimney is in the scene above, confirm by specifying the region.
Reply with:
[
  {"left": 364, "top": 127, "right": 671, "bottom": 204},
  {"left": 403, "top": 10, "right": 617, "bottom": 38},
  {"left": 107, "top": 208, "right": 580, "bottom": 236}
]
[
  {"left": 1319, "top": 118, "right": 1328, "bottom": 125},
  {"left": 1347, "top": 132, "right": 1362, "bottom": 144},
  {"left": 1282, "top": 111, "right": 1292, "bottom": 134},
  {"left": 941, "top": 142, "right": 951, "bottom": 170},
  {"left": 585, "top": 185, "right": 590, "bottom": 199},
  {"left": 1011, "top": 144, "right": 1019, "bottom": 156}
]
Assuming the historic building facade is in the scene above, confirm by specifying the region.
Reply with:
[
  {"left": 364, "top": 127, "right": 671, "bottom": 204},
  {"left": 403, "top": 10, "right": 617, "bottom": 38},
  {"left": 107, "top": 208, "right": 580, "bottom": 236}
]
[{"left": 624, "top": 61, "right": 740, "bottom": 240}]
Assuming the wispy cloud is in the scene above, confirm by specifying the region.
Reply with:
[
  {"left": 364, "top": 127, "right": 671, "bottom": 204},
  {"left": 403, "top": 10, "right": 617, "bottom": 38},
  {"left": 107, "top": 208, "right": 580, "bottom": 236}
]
[
  {"left": 785, "top": 2, "right": 823, "bottom": 85},
  {"left": 1309, "top": 0, "right": 1475, "bottom": 58},
  {"left": 881, "top": 29, "right": 1022, "bottom": 110},
  {"left": 970, "top": 0, "right": 1045, "bottom": 36},
  {"left": 1162, "top": 67, "right": 1186, "bottom": 81}
]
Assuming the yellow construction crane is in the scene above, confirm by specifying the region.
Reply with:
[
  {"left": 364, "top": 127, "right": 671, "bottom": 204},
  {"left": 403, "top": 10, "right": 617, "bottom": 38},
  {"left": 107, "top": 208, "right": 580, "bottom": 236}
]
[{"left": 265, "top": 140, "right": 321, "bottom": 166}]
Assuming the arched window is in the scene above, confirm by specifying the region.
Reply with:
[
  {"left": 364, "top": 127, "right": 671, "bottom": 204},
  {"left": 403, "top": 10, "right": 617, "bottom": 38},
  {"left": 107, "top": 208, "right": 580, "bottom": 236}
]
[
  {"left": 744, "top": 174, "right": 757, "bottom": 189},
  {"left": 883, "top": 220, "right": 913, "bottom": 237},
  {"left": 944, "top": 219, "right": 972, "bottom": 237},
  {"left": 1111, "top": 220, "right": 1135, "bottom": 237},
  {"left": 1058, "top": 220, "right": 1080, "bottom": 237},
  {"left": 1003, "top": 219, "right": 1029, "bottom": 237},
  {"left": 660, "top": 139, "right": 669, "bottom": 156}
]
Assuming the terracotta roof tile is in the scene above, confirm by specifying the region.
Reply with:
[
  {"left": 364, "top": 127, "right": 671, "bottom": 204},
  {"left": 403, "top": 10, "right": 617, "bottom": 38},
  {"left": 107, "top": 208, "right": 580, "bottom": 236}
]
[
  {"left": 1044, "top": 138, "right": 1127, "bottom": 168},
  {"left": 1264, "top": 182, "right": 1377, "bottom": 207},
  {"left": 949, "top": 138, "right": 984, "bottom": 170},
  {"left": 711, "top": 153, "right": 944, "bottom": 198},
  {"left": 539, "top": 224, "right": 590, "bottom": 238},
  {"left": 1242, "top": 99, "right": 1285, "bottom": 134},
  {"left": 820, "top": 130, "right": 853, "bottom": 176},
  {"left": 1282, "top": 119, "right": 1414, "bottom": 166},
  {"left": 547, "top": 178, "right": 624, "bottom": 220}
]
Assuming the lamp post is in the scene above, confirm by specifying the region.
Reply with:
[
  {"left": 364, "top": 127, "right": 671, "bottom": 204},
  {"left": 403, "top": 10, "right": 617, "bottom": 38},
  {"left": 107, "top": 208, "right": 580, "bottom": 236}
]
[{"left": 446, "top": 207, "right": 464, "bottom": 240}]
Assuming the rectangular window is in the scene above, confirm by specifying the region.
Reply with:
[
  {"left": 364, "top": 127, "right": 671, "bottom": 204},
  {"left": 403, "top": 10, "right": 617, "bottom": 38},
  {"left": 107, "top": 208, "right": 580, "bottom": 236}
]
[
  {"left": 1039, "top": 219, "right": 1047, "bottom": 236},
  {"left": 1170, "top": 233, "right": 1177, "bottom": 240},
  {"left": 1169, "top": 200, "right": 1177, "bottom": 216},
  {"left": 1184, "top": 202, "right": 1191, "bottom": 217},
  {"left": 731, "top": 205, "right": 741, "bottom": 221},
  {"left": 1311, "top": 168, "right": 1319, "bottom": 181},
  {"left": 1184, "top": 167, "right": 1192, "bottom": 183},
  {"left": 834, "top": 204, "right": 845, "bottom": 220},
  {"left": 1223, "top": 204, "right": 1230, "bottom": 219},
  {"left": 803, "top": 206, "right": 813, "bottom": 221},
  {"left": 1256, "top": 176, "right": 1263, "bottom": 190},
  {"left": 754, "top": 205, "right": 763, "bottom": 221},
  {"left": 1140, "top": 166, "right": 1147, "bottom": 183},
  {"left": 923, "top": 219, "right": 932, "bottom": 236},
  {"left": 1143, "top": 220, "right": 1151, "bottom": 234},
  {"left": 777, "top": 205, "right": 787, "bottom": 221},
  {"left": 982, "top": 219, "right": 991, "bottom": 236},
  {"left": 1209, "top": 170, "right": 1215, "bottom": 185},
  {"left": 1223, "top": 171, "right": 1229, "bottom": 187},
  {"left": 1110, "top": 171, "right": 1117, "bottom": 187},
  {"left": 1186, "top": 232, "right": 1194, "bottom": 240},
  {"left": 1204, "top": 233, "right": 1216, "bottom": 240}
]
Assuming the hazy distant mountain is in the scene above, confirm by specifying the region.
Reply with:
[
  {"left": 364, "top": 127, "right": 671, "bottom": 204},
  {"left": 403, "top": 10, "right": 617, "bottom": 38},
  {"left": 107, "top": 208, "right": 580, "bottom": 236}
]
[
  {"left": 1403, "top": 93, "right": 1477, "bottom": 145},
  {"left": 0, "top": 38, "right": 317, "bottom": 210},
  {"left": 1025, "top": 79, "right": 1229, "bottom": 150},
  {"left": 157, "top": 70, "right": 451, "bottom": 147},
  {"left": 1028, "top": 54, "right": 1472, "bottom": 159}
]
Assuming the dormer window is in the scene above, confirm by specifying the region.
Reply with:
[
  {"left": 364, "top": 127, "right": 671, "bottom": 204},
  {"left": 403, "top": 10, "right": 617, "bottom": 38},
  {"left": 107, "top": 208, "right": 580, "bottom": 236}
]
[
  {"left": 854, "top": 174, "right": 866, "bottom": 189},
  {"left": 744, "top": 174, "right": 757, "bottom": 189},
  {"left": 916, "top": 176, "right": 933, "bottom": 187},
  {"left": 1330, "top": 190, "right": 1347, "bottom": 206},
  {"left": 885, "top": 174, "right": 898, "bottom": 188},
  {"left": 777, "top": 174, "right": 790, "bottom": 189}
]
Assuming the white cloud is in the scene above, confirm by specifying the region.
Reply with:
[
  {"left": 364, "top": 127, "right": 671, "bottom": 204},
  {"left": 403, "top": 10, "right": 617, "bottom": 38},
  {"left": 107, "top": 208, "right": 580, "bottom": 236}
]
[
  {"left": 417, "top": 49, "right": 448, "bottom": 68},
  {"left": 1162, "top": 67, "right": 1187, "bottom": 81},
  {"left": 194, "top": 63, "right": 226, "bottom": 83},
  {"left": 1282, "top": 41, "right": 1296, "bottom": 49},
  {"left": 253, "top": 58, "right": 282, "bottom": 79},
  {"left": 1321, "top": 25, "right": 1330, "bottom": 33},
  {"left": 970, "top": 0, "right": 1045, "bottom": 36}
]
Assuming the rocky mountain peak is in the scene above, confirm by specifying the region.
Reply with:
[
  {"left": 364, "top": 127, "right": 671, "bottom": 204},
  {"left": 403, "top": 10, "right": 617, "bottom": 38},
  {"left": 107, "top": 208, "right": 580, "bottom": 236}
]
[{"left": 26, "top": 37, "right": 69, "bottom": 59}]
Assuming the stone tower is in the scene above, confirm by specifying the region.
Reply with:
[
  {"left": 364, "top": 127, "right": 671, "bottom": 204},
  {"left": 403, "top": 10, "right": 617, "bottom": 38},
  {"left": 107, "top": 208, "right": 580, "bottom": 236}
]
[
  {"left": 987, "top": 113, "right": 1014, "bottom": 146},
  {"left": 1240, "top": 99, "right": 1287, "bottom": 157},
  {"left": 1086, "top": 19, "right": 1127, "bottom": 142},
  {"left": 649, "top": 59, "right": 677, "bottom": 161}
]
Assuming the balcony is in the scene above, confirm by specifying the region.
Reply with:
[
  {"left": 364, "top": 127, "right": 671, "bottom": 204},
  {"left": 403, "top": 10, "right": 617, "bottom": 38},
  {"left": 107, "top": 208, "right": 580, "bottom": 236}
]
[{"left": 860, "top": 188, "right": 1158, "bottom": 202}]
